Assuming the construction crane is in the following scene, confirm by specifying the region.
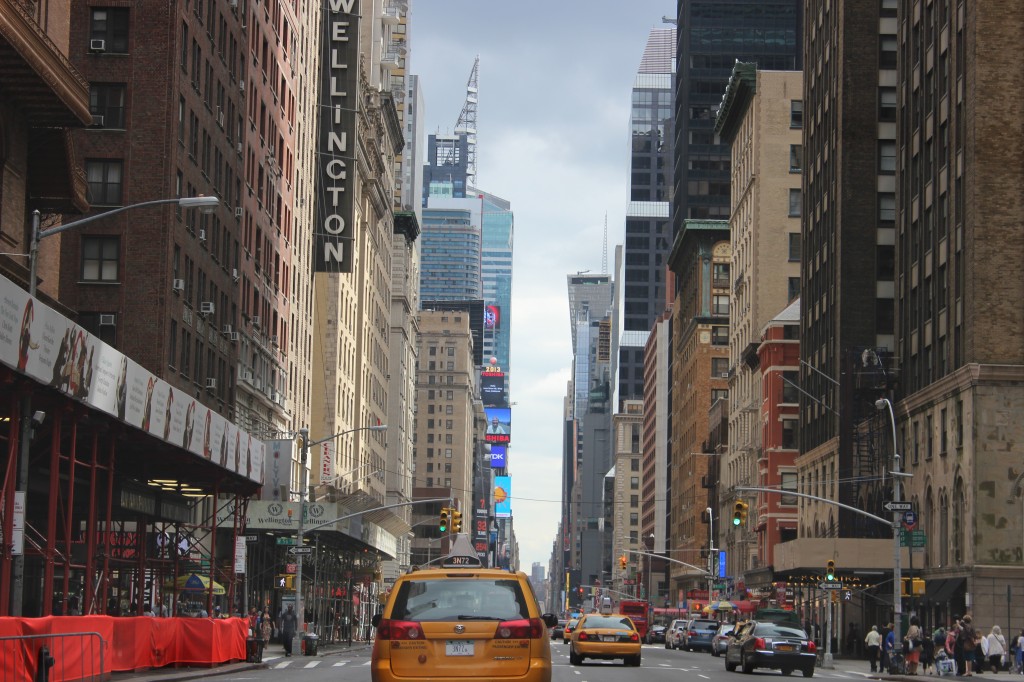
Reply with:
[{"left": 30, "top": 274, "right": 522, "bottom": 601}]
[{"left": 454, "top": 56, "right": 479, "bottom": 185}]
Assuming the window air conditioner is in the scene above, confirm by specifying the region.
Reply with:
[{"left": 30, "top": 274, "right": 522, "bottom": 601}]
[
  {"left": 222, "top": 325, "right": 233, "bottom": 335},
  {"left": 251, "top": 315, "right": 261, "bottom": 328},
  {"left": 91, "top": 115, "right": 105, "bottom": 127},
  {"left": 235, "top": 207, "right": 243, "bottom": 218},
  {"left": 228, "top": 331, "right": 239, "bottom": 342},
  {"left": 172, "top": 279, "right": 185, "bottom": 291},
  {"left": 240, "top": 368, "right": 253, "bottom": 382},
  {"left": 99, "top": 314, "right": 116, "bottom": 326},
  {"left": 198, "top": 229, "right": 207, "bottom": 242},
  {"left": 720, "top": 372, "right": 729, "bottom": 378},
  {"left": 200, "top": 301, "right": 215, "bottom": 315},
  {"left": 205, "top": 378, "right": 217, "bottom": 389},
  {"left": 90, "top": 39, "right": 106, "bottom": 52},
  {"left": 232, "top": 268, "right": 240, "bottom": 281}
]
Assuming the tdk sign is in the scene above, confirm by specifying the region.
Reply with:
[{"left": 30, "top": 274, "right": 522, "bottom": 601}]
[{"left": 489, "top": 445, "right": 507, "bottom": 468}]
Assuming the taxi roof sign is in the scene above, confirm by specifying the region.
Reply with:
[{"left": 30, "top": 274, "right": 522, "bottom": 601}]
[{"left": 440, "top": 534, "right": 483, "bottom": 569}]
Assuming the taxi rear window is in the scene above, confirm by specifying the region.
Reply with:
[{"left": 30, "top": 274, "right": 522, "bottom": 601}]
[
  {"left": 582, "top": 616, "right": 634, "bottom": 629},
  {"left": 391, "top": 578, "right": 529, "bottom": 622}
]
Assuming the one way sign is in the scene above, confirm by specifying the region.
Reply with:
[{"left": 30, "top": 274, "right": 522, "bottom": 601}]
[{"left": 884, "top": 501, "right": 913, "bottom": 512}]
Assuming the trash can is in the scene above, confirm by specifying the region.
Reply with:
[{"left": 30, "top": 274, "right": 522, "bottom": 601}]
[{"left": 304, "top": 633, "right": 319, "bottom": 656}]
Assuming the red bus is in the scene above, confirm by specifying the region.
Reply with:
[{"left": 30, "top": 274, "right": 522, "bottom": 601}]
[{"left": 618, "top": 599, "right": 650, "bottom": 638}]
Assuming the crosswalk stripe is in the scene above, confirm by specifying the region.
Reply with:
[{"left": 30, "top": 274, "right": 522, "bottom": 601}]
[
  {"left": 303, "top": 661, "right": 321, "bottom": 668},
  {"left": 272, "top": 661, "right": 291, "bottom": 669},
  {"left": 333, "top": 660, "right": 349, "bottom": 667}
]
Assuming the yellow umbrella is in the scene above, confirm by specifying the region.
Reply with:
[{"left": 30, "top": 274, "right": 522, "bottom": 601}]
[{"left": 164, "top": 572, "right": 226, "bottom": 595}]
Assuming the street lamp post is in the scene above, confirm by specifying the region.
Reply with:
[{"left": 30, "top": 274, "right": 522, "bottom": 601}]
[
  {"left": 876, "top": 398, "right": 904, "bottom": 651},
  {"left": 294, "top": 424, "right": 387, "bottom": 651},
  {"left": 12, "top": 196, "right": 219, "bottom": 616},
  {"left": 707, "top": 507, "right": 715, "bottom": 604}
]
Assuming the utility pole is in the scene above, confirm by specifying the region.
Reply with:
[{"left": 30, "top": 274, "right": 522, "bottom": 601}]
[{"left": 294, "top": 427, "right": 309, "bottom": 653}]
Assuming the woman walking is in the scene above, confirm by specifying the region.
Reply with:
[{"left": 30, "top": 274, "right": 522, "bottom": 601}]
[
  {"left": 260, "top": 610, "right": 274, "bottom": 662},
  {"left": 987, "top": 626, "right": 1007, "bottom": 674},
  {"left": 905, "top": 616, "right": 923, "bottom": 675}
]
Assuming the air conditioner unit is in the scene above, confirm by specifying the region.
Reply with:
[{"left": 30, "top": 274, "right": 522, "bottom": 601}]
[
  {"left": 234, "top": 207, "right": 243, "bottom": 218},
  {"left": 228, "top": 331, "right": 239, "bottom": 343},
  {"left": 216, "top": 110, "right": 225, "bottom": 128},
  {"left": 720, "top": 372, "right": 729, "bottom": 378},
  {"left": 198, "top": 229, "right": 207, "bottom": 242},
  {"left": 236, "top": 142, "right": 242, "bottom": 155},
  {"left": 239, "top": 79, "right": 245, "bottom": 92},
  {"left": 251, "top": 315, "right": 261, "bottom": 328},
  {"left": 89, "top": 39, "right": 106, "bottom": 52},
  {"left": 271, "top": 391, "right": 281, "bottom": 404},
  {"left": 199, "top": 301, "right": 215, "bottom": 315},
  {"left": 99, "top": 314, "right": 116, "bottom": 326},
  {"left": 270, "top": 335, "right": 279, "bottom": 346},
  {"left": 240, "top": 368, "right": 253, "bottom": 382},
  {"left": 90, "top": 114, "right": 105, "bottom": 127},
  {"left": 172, "top": 279, "right": 185, "bottom": 291},
  {"left": 231, "top": 268, "right": 240, "bottom": 281},
  {"left": 222, "top": 324, "right": 233, "bottom": 335},
  {"left": 205, "top": 377, "right": 217, "bottom": 389}
]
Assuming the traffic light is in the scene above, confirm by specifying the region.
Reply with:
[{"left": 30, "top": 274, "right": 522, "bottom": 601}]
[
  {"left": 451, "top": 509, "right": 463, "bottom": 533},
  {"left": 826, "top": 560, "right": 836, "bottom": 581},
  {"left": 619, "top": 555, "right": 627, "bottom": 569},
  {"left": 277, "top": 575, "right": 294, "bottom": 590},
  {"left": 733, "top": 500, "right": 748, "bottom": 526},
  {"left": 439, "top": 507, "right": 450, "bottom": 532}
]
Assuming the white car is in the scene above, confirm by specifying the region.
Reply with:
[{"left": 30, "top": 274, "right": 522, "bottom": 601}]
[{"left": 666, "top": 619, "right": 689, "bottom": 650}]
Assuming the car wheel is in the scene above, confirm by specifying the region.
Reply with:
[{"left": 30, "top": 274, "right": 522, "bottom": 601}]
[
  {"left": 742, "top": 652, "right": 755, "bottom": 674},
  {"left": 627, "top": 654, "right": 642, "bottom": 667},
  {"left": 569, "top": 647, "right": 582, "bottom": 666},
  {"left": 725, "top": 653, "right": 738, "bottom": 672},
  {"left": 802, "top": 667, "right": 815, "bottom": 678},
  {"left": 712, "top": 647, "right": 720, "bottom": 657},
  {"left": 782, "top": 668, "right": 794, "bottom": 676}
]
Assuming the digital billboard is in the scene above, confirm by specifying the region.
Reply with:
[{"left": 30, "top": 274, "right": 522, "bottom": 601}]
[
  {"left": 480, "top": 372, "right": 505, "bottom": 406},
  {"left": 488, "top": 444, "right": 507, "bottom": 469},
  {"left": 494, "top": 475, "right": 512, "bottom": 518},
  {"left": 484, "top": 406, "right": 511, "bottom": 444},
  {"left": 484, "top": 304, "right": 501, "bottom": 329}
]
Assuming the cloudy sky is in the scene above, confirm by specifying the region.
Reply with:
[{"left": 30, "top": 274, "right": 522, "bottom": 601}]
[{"left": 410, "top": 1, "right": 674, "bottom": 573}]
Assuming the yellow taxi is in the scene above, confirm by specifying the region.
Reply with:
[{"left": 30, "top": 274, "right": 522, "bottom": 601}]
[
  {"left": 562, "top": 619, "right": 578, "bottom": 644},
  {"left": 370, "top": 535, "right": 559, "bottom": 682},
  {"left": 568, "top": 612, "right": 642, "bottom": 666}
]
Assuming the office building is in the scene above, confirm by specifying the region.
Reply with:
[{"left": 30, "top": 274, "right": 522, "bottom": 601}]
[{"left": 477, "top": 188, "right": 513, "bottom": 370}]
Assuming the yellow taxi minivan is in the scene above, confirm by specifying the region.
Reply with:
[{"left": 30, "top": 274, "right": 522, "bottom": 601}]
[{"left": 370, "top": 535, "right": 559, "bottom": 682}]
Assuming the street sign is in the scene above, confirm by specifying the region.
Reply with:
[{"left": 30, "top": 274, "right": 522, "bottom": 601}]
[
  {"left": 819, "top": 581, "right": 844, "bottom": 590},
  {"left": 899, "top": 529, "right": 927, "bottom": 548},
  {"left": 902, "top": 511, "right": 918, "bottom": 529},
  {"left": 884, "top": 501, "right": 913, "bottom": 512},
  {"left": 289, "top": 546, "right": 313, "bottom": 555},
  {"left": 276, "top": 536, "right": 297, "bottom": 545},
  {"left": 244, "top": 535, "right": 258, "bottom": 543}
]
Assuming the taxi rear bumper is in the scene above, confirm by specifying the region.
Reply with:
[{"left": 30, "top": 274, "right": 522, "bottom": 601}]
[
  {"left": 371, "top": 656, "right": 552, "bottom": 682},
  {"left": 572, "top": 640, "right": 642, "bottom": 659}
]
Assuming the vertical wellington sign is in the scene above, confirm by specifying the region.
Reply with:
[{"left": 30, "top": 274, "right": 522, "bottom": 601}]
[{"left": 315, "top": 0, "right": 359, "bottom": 272}]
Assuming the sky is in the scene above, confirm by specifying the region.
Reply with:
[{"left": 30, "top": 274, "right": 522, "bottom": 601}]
[{"left": 411, "top": 1, "right": 674, "bottom": 575}]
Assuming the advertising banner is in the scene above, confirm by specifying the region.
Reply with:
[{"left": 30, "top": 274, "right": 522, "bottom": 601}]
[
  {"left": 0, "top": 273, "right": 263, "bottom": 482},
  {"left": 487, "top": 444, "right": 507, "bottom": 469},
  {"left": 484, "top": 406, "right": 511, "bottom": 444},
  {"left": 494, "top": 475, "right": 511, "bottom": 518},
  {"left": 262, "top": 439, "right": 294, "bottom": 501},
  {"left": 480, "top": 373, "right": 505, "bottom": 406},
  {"left": 484, "top": 304, "right": 501, "bottom": 329},
  {"left": 318, "top": 440, "right": 335, "bottom": 484}
]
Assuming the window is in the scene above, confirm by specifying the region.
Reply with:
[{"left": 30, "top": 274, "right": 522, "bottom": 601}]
[
  {"left": 713, "top": 262, "right": 730, "bottom": 287},
  {"left": 788, "top": 276, "right": 800, "bottom": 302},
  {"left": 879, "top": 193, "right": 896, "bottom": 222},
  {"left": 86, "top": 159, "right": 123, "bottom": 205},
  {"left": 712, "top": 295, "right": 729, "bottom": 316},
  {"left": 780, "top": 472, "right": 798, "bottom": 505},
  {"left": 879, "top": 87, "right": 897, "bottom": 121},
  {"left": 711, "top": 325, "right": 728, "bottom": 345},
  {"left": 789, "top": 144, "right": 802, "bottom": 172},
  {"left": 630, "top": 494, "right": 639, "bottom": 508},
  {"left": 788, "top": 233, "right": 801, "bottom": 261},
  {"left": 790, "top": 100, "right": 803, "bottom": 128},
  {"left": 90, "top": 8, "right": 130, "bottom": 53},
  {"left": 879, "top": 141, "right": 896, "bottom": 173},
  {"left": 940, "top": 408, "right": 948, "bottom": 454},
  {"left": 880, "top": 35, "right": 897, "bottom": 69},
  {"left": 630, "top": 457, "right": 640, "bottom": 472},
  {"left": 711, "top": 388, "right": 729, "bottom": 404},
  {"left": 630, "top": 477, "right": 639, "bottom": 490},
  {"left": 81, "top": 236, "right": 119, "bottom": 282},
  {"left": 90, "top": 84, "right": 126, "bottom": 128},
  {"left": 782, "top": 370, "right": 799, "bottom": 403},
  {"left": 711, "top": 357, "right": 729, "bottom": 377},
  {"left": 788, "top": 189, "right": 802, "bottom": 217},
  {"left": 782, "top": 419, "right": 798, "bottom": 449},
  {"left": 77, "top": 312, "right": 117, "bottom": 346},
  {"left": 629, "top": 513, "right": 639, "bottom": 525}
]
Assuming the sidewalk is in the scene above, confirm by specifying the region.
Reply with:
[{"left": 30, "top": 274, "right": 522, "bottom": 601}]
[{"left": 108, "top": 639, "right": 373, "bottom": 682}]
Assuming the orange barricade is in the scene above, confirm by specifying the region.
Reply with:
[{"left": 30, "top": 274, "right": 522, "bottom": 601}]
[{"left": 0, "top": 616, "right": 246, "bottom": 682}]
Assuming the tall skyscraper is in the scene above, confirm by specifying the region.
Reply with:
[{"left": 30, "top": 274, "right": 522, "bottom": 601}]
[
  {"left": 419, "top": 200, "right": 483, "bottom": 302},
  {"left": 477, "top": 188, "right": 513, "bottom": 369}
]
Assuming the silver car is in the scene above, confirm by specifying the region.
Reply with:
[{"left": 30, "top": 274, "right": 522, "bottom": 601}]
[
  {"left": 666, "top": 619, "right": 689, "bottom": 650},
  {"left": 712, "top": 622, "right": 735, "bottom": 656}
]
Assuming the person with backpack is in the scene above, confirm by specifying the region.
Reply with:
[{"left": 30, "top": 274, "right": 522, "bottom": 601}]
[{"left": 961, "top": 615, "right": 979, "bottom": 676}]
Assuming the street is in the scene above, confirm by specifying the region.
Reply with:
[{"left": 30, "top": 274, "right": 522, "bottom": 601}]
[{"left": 204, "top": 643, "right": 878, "bottom": 682}]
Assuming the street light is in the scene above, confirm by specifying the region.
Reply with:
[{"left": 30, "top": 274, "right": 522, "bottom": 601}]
[
  {"left": 875, "top": 398, "right": 903, "bottom": 649},
  {"left": 28, "top": 196, "right": 219, "bottom": 296},
  {"left": 707, "top": 507, "right": 716, "bottom": 603},
  {"left": 294, "top": 424, "right": 387, "bottom": 650}
]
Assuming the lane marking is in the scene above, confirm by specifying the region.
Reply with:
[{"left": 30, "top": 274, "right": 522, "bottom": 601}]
[
  {"left": 303, "top": 661, "right": 321, "bottom": 668},
  {"left": 333, "top": 660, "right": 350, "bottom": 666}
]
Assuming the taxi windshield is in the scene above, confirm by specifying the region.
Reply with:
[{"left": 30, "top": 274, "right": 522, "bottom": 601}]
[
  {"left": 582, "top": 616, "right": 634, "bottom": 629},
  {"left": 390, "top": 578, "right": 529, "bottom": 622}
]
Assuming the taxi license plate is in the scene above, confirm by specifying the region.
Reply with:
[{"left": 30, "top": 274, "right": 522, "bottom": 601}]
[
  {"left": 602, "top": 636, "right": 618, "bottom": 642},
  {"left": 776, "top": 644, "right": 795, "bottom": 652},
  {"left": 446, "top": 640, "right": 474, "bottom": 656}
]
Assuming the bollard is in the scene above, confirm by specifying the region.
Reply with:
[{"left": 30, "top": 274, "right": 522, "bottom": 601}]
[{"left": 35, "top": 646, "right": 55, "bottom": 682}]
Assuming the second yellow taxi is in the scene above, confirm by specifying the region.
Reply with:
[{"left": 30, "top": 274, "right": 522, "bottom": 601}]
[{"left": 568, "top": 612, "right": 642, "bottom": 666}]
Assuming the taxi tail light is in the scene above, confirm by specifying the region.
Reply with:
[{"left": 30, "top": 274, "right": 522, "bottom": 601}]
[
  {"left": 495, "top": 618, "right": 544, "bottom": 639},
  {"left": 629, "top": 632, "right": 640, "bottom": 642},
  {"left": 377, "top": 619, "right": 423, "bottom": 641},
  {"left": 578, "top": 631, "right": 590, "bottom": 641},
  {"left": 805, "top": 640, "right": 817, "bottom": 653},
  {"left": 754, "top": 637, "right": 767, "bottom": 650}
]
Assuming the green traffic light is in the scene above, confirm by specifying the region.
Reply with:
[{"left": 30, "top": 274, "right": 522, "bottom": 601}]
[
  {"left": 440, "top": 523, "right": 447, "bottom": 531},
  {"left": 732, "top": 515, "right": 741, "bottom": 526}
]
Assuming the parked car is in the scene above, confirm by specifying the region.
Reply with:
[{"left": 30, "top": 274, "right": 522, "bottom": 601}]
[
  {"left": 724, "top": 620, "right": 817, "bottom": 677},
  {"left": 711, "top": 622, "right": 735, "bottom": 656},
  {"left": 646, "top": 624, "right": 667, "bottom": 644},
  {"left": 551, "top": 619, "right": 568, "bottom": 641},
  {"left": 666, "top": 619, "right": 689, "bottom": 650},
  {"left": 683, "top": 618, "right": 721, "bottom": 652}
]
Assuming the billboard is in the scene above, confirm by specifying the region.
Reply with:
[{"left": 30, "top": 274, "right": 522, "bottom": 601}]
[
  {"left": 313, "top": 0, "right": 360, "bottom": 272},
  {"left": 263, "top": 439, "right": 294, "bottom": 500},
  {"left": 484, "top": 304, "right": 501, "bottom": 329},
  {"left": 488, "top": 444, "right": 507, "bottom": 469},
  {"left": 480, "top": 372, "right": 505, "bottom": 406},
  {"left": 484, "top": 406, "right": 511, "bottom": 444},
  {"left": 494, "top": 475, "right": 511, "bottom": 518}
]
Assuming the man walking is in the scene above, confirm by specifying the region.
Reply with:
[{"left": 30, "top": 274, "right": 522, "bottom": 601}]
[
  {"left": 865, "top": 625, "right": 882, "bottom": 672},
  {"left": 280, "top": 605, "right": 298, "bottom": 657}
]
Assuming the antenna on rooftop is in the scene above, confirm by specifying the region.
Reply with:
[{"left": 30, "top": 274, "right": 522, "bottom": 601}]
[{"left": 454, "top": 56, "right": 480, "bottom": 185}]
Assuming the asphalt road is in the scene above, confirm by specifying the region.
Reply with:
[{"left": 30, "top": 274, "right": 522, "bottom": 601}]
[{"left": 203, "top": 642, "right": 877, "bottom": 682}]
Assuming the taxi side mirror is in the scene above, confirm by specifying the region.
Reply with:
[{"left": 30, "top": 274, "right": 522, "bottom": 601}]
[
  {"left": 371, "top": 613, "right": 382, "bottom": 628},
  {"left": 542, "top": 613, "right": 558, "bottom": 627}
]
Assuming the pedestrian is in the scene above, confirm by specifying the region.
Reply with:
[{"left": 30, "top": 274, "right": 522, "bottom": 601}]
[
  {"left": 883, "top": 623, "right": 896, "bottom": 673},
  {"left": 259, "top": 611, "right": 273, "bottom": 662},
  {"left": 905, "top": 616, "right": 923, "bottom": 675},
  {"left": 987, "top": 626, "right": 1007, "bottom": 674},
  {"left": 922, "top": 630, "right": 936, "bottom": 675},
  {"left": 961, "top": 615, "right": 979, "bottom": 676},
  {"left": 866, "top": 625, "right": 882, "bottom": 672},
  {"left": 280, "top": 605, "right": 298, "bottom": 657},
  {"left": 1015, "top": 630, "right": 1024, "bottom": 673}
]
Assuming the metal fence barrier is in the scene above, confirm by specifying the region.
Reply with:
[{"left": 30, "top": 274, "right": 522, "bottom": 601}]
[{"left": 0, "top": 632, "right": 106, "bottom": 682}]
